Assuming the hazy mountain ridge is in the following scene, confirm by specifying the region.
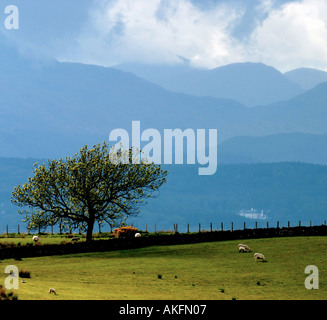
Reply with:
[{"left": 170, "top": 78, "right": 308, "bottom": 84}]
[
  {"left": 1, "top": 56, "right": 327, "bottom": 158},
  {"left": 1, "top": 44, "right": 258, "bottom": 158},
  {"left": 284, "top": 67, "right": 327, "bottom": 91},
  {"left": 1, "top": 41, "right": 327, "bottom": 228},
  {"left": 219, "top": 133, "right": 327, "bottom": 165},
  {"left": 115, "top": 62, "right": 304, "bottom": 107}
]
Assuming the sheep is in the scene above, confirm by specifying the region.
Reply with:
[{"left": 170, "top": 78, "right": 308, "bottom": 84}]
[
  {"left": 32, "top": 236, "right": 39, "bottom": 242},
  {"left": 254, "top": 253, "right": 265, "bottom": 261},
  {"left": 135, "top": 233, "right": 141, "bottom": 238},
  {"left": 238, "top": 243, "right": 251, "bottom": 252},
  {"left": 48, "top": 288, "right": 57, "bottom": 295},
  {"left": 238, "top": 246, "right": 247, "bottom": 253}
]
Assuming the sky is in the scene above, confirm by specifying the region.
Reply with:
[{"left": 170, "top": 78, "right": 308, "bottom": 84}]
[{"left": 2, "top": 0, "right": 327, "bottom": 72}]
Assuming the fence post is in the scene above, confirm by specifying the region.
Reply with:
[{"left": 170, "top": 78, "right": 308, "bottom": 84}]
[
  {"left": 277, "top": 221, "right": 279, "bottom": 229},
  {"left": 266, "top": 221, "right": 269, "bottom": 229},
  {"left": 6, "top": 225, "right": 8, "bottom": 235},
  {"left": 231, "top": 222, "right": 233, "bottom": 232},
  {"left": 299, "top": 220, "right": 301, "bottom": 227},
  {"left": 187, "top": 223, "right": 189, "bottom": 233},
  {"left": 145, "top": 224, "right": 148, "bottom": 232},
  {"left": 18, "top": 224, "right": 20, "bottom": 234},
  {"left": 288, "top": 221, "right": 290, "bottom": 228},
  {"left": 255, "top": 221, "right": 257, "bottom": 229},
  {"left": 210, "top": 222, "right": 213, "bottom": 232},
  {"left": 199, "top": 223, "right": 201, "bottom": 233},
  {"left": 244, "top": 222, "right": 246, "bottom": 230},
  {"left": 221, "top": 222, "right": 223, "bottom": 231}
]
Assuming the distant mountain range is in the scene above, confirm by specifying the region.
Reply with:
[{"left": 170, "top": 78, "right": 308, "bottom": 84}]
[
  {"left": 1, "top": 41, "right": 327, "bottom": 159},
  {"left": 0, "top": 59, "right": 247, "bottom": 158},
  {"left": 115, "top": 62, "right": 304, "bottom": 107},
  {"left": 1, "top": 39, "right": 327, "bottom": 230},
  {"left": 284, "top": 67, "right": 327, "bottom": 91}
]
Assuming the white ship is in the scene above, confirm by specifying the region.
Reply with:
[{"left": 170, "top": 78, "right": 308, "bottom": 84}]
[{"left": 238, "top": 208, "right": 267, "bottom": 220}]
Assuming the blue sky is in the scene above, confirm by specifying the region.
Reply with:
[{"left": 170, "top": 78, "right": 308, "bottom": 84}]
[{"left": 2, "top": 0, "right": 327, "bottom": 72}]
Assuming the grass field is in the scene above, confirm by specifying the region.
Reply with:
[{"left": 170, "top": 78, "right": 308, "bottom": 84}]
[
  {"left": 0, "top": 233, "right": 103, "bottom": 245},
  {"left": 0, "top": 236, "right": 326, "bottom": 300}
]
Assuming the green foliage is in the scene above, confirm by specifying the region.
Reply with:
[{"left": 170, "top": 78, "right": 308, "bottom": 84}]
[
  {"left": 0, "top": 285, "right": 18, "bottom": 300},
  {"left": 11, "top": 142, "right": 167, "bottom": 241}
]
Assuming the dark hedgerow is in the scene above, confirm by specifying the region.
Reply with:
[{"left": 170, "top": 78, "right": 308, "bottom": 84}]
[
  {"left": 0, "top": 225, "right": 326, "bottom": 260},
  {"left": 19, "top": 270, "right": 31, "bottom": 278}
]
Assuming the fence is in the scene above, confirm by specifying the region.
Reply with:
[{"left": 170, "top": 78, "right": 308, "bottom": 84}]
[
  {"left": 129, "top": 219, "right": 327, "bottom": 234},
  {"left": 1, "top": 219, "right": 326, "bottom": 235}
]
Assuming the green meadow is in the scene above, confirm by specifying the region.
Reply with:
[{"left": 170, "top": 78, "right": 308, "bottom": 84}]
[{"left": 0, "top": 236, "right": 326, "bottom": 300}]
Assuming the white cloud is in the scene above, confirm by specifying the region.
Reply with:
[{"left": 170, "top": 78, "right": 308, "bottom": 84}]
[
  {"left": 59, "top": 0, "right": 327, "bottom": 72},
  {"left": 250, "top": 0, "right": 327, "bottom": 71},
  {"left": 59, "top": 0, "right": 245, "bottom": 68}
]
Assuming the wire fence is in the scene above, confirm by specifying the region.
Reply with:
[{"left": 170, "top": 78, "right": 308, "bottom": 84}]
[
  {"left": 0, "top": 219, "right": 326, "bottom": 235},
  {"left": 131, "top": 219, "right": 327, "bottom": 234}
]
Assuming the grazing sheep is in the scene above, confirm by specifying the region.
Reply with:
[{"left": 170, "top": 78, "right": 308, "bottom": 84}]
[
  {"left": 48, "top": 288, "right": 57, "bottom": 295},
  {"left": 135, "top": 233, "right": 141, "bottom": 238},
  {"left": 254, "top": 253, "right": 265, "bottom": 261},
  {"left": 238, "top": 246, "right": 247, "bottom": 253},
  {"left": 32, "top": 236, "right": 39, "bottom": 242},
  {"left": 238, "top": 243, "right": 251, "bottom": 252}
]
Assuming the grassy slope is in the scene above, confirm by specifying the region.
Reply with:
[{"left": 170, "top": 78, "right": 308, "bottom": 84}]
[{"left": 0, "top": 236, "right": 326, "bottom": 300}]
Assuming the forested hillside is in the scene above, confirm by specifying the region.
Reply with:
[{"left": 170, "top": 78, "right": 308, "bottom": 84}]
[{"left": 1, "top": 158, "right": 326, "bottom": 232}]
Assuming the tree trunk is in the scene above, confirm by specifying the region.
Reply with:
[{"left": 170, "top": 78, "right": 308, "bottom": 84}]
[{"left": 86, "top": 215, "right": 95, "bottom": 242}]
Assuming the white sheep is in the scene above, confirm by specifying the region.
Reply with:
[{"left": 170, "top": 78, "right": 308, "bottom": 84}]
[
  {"left": 49, "top": 288, "right": 57, "bottom": 295},
  {"left": 238, "top": 246, "right": 247, "bottom": 253},
  {"left": 135, "top": 233, "right": 141, "bottom": 238},
  {"left": 254, "top": 253, "right": 265, "bottom": 261},
  {"left": 238, "top": 243, "right": 251, "bottom": 251},
  {"left": 32, "top": 236, "right": 39, "bottom": 242}
]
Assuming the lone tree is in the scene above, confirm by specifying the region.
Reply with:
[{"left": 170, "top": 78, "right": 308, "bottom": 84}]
[{"left": 11, "top": 142, "right": 168, "bottom": 241}]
